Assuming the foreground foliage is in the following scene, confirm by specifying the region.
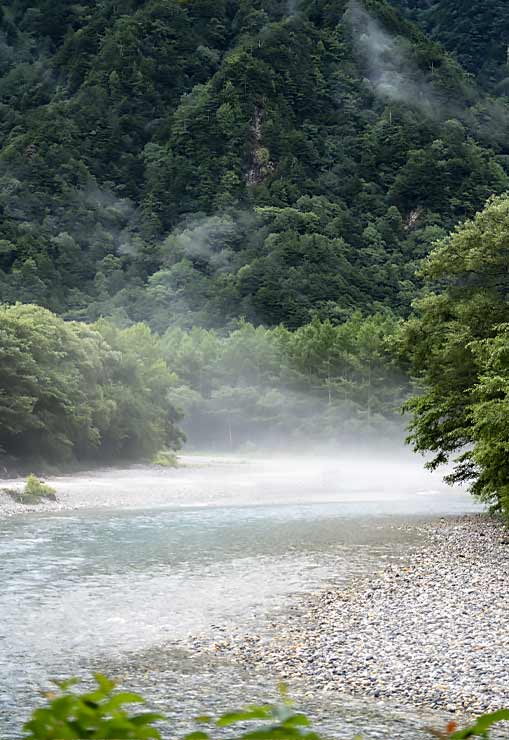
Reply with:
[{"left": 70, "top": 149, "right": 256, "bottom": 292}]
[
  {"left": 403, "top": 194, "right": 509, "bottom": 517},
  {"left": 22, "top": 675, "right": 322, "bottom": 740},
  {"left": 20, "top": 674, "right": 509, "bottom": 740},
  {"left": 22, "top": 675, "right": 164, "bottom": 740}
]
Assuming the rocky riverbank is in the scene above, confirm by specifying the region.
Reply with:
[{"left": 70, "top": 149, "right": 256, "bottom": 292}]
[
  {"left": 0, "top": 456, "right": 228, "bottom": 517},
  {"left": 190, "top": 516, "right": 509, "bottom": 718}
]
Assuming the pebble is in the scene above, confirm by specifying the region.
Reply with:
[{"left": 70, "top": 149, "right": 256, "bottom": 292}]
[{"left": 187, "top": 516, "right": 509, "bottom": 720}]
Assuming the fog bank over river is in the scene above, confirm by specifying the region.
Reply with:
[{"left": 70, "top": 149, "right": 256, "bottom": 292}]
[
  {"left": 1, "top": 452, "right": 482, "bottom": 514},
  {"left": 0, "top": 454, "right": 482, "bottom": 738}
]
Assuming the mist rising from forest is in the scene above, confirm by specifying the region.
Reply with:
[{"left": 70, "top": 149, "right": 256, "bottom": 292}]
[
  {"left": 346, "top": 0, "right": 509, "bottom": 143},
  {"left": 161, "top": 214, "right": 239, "bottom": 273},
  {"left": 5, "top": 0, "right": 509, "bottom": 470},
  {"left": 180, "top": 415, "right": 410, "bottom": 456},
  {"left": 346, "top": 0, "right": 437, "bottom": 115},
  {"left": 162, "top": 313, "right": 411, "bottom": 456}
]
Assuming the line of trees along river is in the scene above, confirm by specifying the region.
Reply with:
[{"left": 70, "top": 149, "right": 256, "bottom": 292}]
[
  {"left": 4, "top": 196, "right": 509, "bottom": 517},
  {"left": 0, "top": 303, "right": 409, "bottom": 466}
]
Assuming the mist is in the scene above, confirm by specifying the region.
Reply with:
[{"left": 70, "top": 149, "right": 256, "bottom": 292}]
[
  {"left": 346, "top": 0, "right": 437, "bottom": 115},
  {"left": 161, "top": 312, "right": 411, "bottom": 457},
  {"left": 177, "top": 382, "right": 410, "bottom": 457},
  {"left": 344, "top": 0, "right": 509, "bottom": 144},
  {"left": 286, "top": 0, "right": 301, "bottom": 17},
  {"left": 160, "top": 214, "right": 239, "bottom": 272}
]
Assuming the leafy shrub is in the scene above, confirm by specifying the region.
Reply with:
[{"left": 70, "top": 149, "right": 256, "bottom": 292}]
[
  {"left": 24, "top": 475, "right": 57, "bottom": 501},
  {"left": 22, "top": 675, "right": 164, "bottom": 740},
  {"left": 19, "top": 674, "right": 509, "bottom": 740},
  {"left": 2, "top": 474, "right": 57, "bottom": 504},
  {"left": 448, "top": 710, "right": 509, "bottom": 739},
  {"left": 152, "top": 449, "right": 179, "bottom": 468},
  {"left": 21, "top": 676, "right": 317, "bottom": 740}
]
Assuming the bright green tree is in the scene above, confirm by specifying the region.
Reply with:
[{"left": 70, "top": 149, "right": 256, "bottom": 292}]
[{"left": 403, "top": 195, "right": 509, "bottom": 514}]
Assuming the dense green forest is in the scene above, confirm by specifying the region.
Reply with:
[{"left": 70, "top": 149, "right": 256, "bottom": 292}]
[
  {"left": 0, "top": 303, "right": 183, "bottom": 468},
  {"left": 392, "top": 0, "right": 509, "bottom": 92},
  {"left": 1, "top": 0, "right": 509, "bottom": 328},
  {"left": 2, "top": 0, "right": 509, "bottom": 514},
  {"left": 0, "top": 304, "right": 407, "bottom": 466}
]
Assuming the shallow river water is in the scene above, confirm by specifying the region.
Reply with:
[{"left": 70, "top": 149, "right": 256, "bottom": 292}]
[{"left": 0, "top": 454, "right": 482, "bottom": 738}]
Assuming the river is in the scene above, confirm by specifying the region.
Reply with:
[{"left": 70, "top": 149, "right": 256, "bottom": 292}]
[{"left": 0, "top": 454, "right": 482, "bottom": 738}]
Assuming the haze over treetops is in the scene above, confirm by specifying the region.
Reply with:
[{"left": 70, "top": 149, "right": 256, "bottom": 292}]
[
  {"left": 4, "top": 0, "right": 509, "bottom": 519},
  {"left": 1, "top": 0, "right": 509, "bottom": 329}
]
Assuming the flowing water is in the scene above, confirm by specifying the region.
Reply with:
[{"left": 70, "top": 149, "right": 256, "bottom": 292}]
[{"left": 0, "top": 454, "right": 482, "bottom": 738}]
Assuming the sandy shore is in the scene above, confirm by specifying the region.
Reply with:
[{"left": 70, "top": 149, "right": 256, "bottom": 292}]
[{"left": 189, "top": 516, "right": 509, "bottom": 718}]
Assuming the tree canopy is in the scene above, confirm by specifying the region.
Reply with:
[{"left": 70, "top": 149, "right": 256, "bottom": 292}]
[
  {"left": 1, "top": 0, "right": 509, "bottom": 330},
  {"left": 3, "top": 0, "right": 509, "bottom": 479},
  {"left": 161, "top": 313, "right": 409, "bottom": 450},
  {"left": 0, "top": 304, "right": 183, "bottom": 468},
  {"left": 403, "top": 195, "right": 509, "bottom": 516}
]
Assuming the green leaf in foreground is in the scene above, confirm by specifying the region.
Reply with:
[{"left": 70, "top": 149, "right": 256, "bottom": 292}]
[
  {"left": 451, "top": 709, "right": 509, "bottom": 738},
  {"left": 22, "top": 675, "right": 165, "bottom": 740},
  {"left": 18, "top": 673, "right": 509, "bottom": 740}
]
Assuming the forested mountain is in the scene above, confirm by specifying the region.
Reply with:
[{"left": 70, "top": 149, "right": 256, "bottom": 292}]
[
  {"left": 391, "top": 1, "right": 509, "bottom": 92},
  {"left": 1, "top": 0, "right": 509, "bottom": 330}
]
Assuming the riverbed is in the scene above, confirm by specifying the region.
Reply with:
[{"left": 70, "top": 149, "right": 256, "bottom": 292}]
[{"left": 0, "top": 454, "right": 486, "bottom": 738}]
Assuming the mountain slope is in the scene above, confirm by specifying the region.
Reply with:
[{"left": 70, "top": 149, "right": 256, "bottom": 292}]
[
  {"left": 1, "top": 0, "right": 508, "bottom": 329},
  {"left": 391, "top": 0, "right": 509, "bottom": 92}
]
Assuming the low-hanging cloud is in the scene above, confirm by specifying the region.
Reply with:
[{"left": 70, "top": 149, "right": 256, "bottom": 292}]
[
  {"left": 70, "top": 186, "right": 143, "bottom": 257},
  {"left": 161, "top": 214, "right": 243, "bottom": 273},
  {"left": 345, "top": 0, "right": 437, "bottom": 116},
  {"left": 345, "top": 1, "right": 509, "bottom": 142},
  {"left": 286, "top": 0, "right": 300, "bottom": 17}
]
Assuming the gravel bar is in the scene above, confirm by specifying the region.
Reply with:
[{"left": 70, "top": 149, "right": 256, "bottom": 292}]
[{"left": 191, "top": 516, "right": 509, "bottom": 718}]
